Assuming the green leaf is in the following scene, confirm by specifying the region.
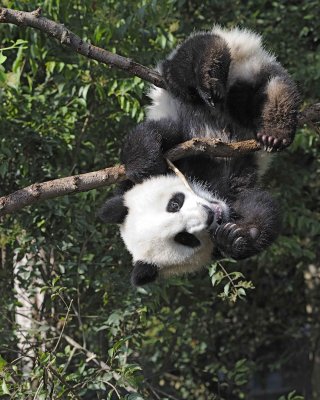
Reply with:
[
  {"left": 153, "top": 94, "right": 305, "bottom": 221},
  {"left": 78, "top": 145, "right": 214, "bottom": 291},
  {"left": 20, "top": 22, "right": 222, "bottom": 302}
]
[
  {"left": 237, "top": 288, "right": 246, "bottom": 297},
  {"left": 224, "top": 282, "right": 230, "bottom": 296},
  {"left": 0, "top": 355, "right": 7, "bottom": 371},
  {"left": 1, "top": 380, "right": 10, "bottom": 395},
  {"left": 0, "top": 52, "right": 7, "bottom": 65},
  {"left": 14, "top": 39, "right": 28, "bottom": 46}
]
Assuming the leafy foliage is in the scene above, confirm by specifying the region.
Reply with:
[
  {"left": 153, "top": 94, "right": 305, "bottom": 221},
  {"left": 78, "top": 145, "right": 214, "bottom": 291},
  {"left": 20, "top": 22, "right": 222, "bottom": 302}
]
[{"left": 0, "top": 0, "right": 319, "bottom": 399}]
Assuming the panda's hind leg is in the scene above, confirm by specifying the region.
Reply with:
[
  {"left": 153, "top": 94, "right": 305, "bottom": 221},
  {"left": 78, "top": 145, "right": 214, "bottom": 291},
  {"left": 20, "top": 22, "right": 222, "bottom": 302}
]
[
  {"left": 256, "top": 76, "right": 300, "bottom": 152},
  {"left": 162, "top": 33, "right": 231, "bottom": 107}
]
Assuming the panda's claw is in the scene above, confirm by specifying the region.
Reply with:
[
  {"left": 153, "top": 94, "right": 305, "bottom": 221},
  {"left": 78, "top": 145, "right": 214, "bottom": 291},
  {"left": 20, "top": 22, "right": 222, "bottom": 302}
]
[
  {"left": 200, "top": 83, "right": 225, "bottom": 108},
  {"left": 228, "top": 227, "right": 243, "bottom": 241},
  {"left": 234, "top": 236, "right": 245, "bottom": 246},
  {"left": 215, "top": 222, "right": 262, "bottom": 260},
  {"left": 256, "top": 131, "right": 293, "bottom": 152}
]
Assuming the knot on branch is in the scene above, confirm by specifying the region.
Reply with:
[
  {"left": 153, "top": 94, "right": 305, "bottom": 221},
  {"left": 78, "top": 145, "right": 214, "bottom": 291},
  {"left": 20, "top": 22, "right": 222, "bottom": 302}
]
[
  {"left": 0, "top": 8, "right": 8, "bottom": 22},
  {"left": 31, "top": 7, "right": 42, "bottom": 18},
  {"left": 61, "top": 29, "right": 71, "bottom": 44}
]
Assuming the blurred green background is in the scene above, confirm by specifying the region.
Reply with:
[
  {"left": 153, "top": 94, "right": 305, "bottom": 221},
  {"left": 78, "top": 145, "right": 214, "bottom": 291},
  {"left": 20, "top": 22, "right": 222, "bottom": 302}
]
[{"left": 0, "top": 1, "right": 319, "bottom": 399}]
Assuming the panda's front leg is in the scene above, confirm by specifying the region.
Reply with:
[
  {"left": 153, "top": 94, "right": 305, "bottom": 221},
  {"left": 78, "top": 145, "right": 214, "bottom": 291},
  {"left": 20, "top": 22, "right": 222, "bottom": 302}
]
[
  {"left": 255, "top": 75, "right": 300, "bottom": 152},
  {"left": 161, "top": 33, "right": 231, "bottom": 106},
  {"left": 214, "top": 189, "right": 280, "bottom": 260},
  {"left": 121, "top": 119, "right": 183, "bottom": 183}
]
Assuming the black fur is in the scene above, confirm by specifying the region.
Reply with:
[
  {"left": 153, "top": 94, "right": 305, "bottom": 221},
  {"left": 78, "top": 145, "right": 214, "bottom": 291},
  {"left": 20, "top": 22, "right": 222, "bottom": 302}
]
[
  {"left": 121, "top": 119, "right": 183, "bottom": 183},
  {"left": 98, "top": 195, "right": 128, "bottom": 224},
  {"left": 214, "top": 189, "right": 280, "bottom": 259},
  {"left": 162, "top": 33, "right": 231, "bottom": 106},
  {"left": 131, "top": 261, "right": 159, "bottom": 286},
  {"left": 167, "top": 193, "right": 185, "bottom": 213},
  {"left": 174, "top": 232, "right": 201, "bottom": 248}
]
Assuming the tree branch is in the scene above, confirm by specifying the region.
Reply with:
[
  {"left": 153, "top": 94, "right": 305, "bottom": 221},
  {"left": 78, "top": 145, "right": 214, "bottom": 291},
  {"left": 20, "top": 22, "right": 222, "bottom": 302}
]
[
  {"left": 0, "top": 7, "right": 319, "bottom": 217},
  {"left": 0, "top": 7, "right": 165, "bottom": 88},
  {"left": 0, "top": 165, "right": 126, "bottom": 216}
]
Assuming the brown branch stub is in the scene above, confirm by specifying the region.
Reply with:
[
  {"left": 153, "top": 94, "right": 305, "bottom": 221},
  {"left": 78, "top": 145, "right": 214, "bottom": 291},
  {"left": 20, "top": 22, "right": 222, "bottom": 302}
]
[
  {"left": 0, "top": 7, "right": 165, "bottom": 88},
  {"left": 31, "top": 7, "right": 42, "bottom": 18}
]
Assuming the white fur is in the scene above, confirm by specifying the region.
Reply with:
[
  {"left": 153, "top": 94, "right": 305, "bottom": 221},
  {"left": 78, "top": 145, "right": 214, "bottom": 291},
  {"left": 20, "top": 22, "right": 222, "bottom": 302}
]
[
  {"left": 212, "top": 26, "right": 275, "bottom": 85},
  {"left": 147, "top": 84, "right": 180, "bottom": 121},
  {"left": 120, "top": 175, "right": 229, "bottom": 277}
]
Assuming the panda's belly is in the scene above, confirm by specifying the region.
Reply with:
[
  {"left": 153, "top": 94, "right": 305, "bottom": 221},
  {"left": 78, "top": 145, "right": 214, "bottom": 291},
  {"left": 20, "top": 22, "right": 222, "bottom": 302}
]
[{"left": 179, "top": 103, "right": 254, "bottom": 143}]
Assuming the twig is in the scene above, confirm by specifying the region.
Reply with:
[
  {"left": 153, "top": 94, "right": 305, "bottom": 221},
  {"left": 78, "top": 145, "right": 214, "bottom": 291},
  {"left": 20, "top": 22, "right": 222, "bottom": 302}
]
[
  {"left": 52, "top": 299, "right": 73, "bottom": 353},
  {"left": 218, "top": 261, "right": 238, "bottom": 292},
  {"left": 166, "top": 158, "right": 195, "bottom": 192},
  {"left": 47, "top": 365, "right": 82, "bottom": 400},
  {"left": 32, "top": 379, "right": 44, "bottom": 400},
  {"left": 49, "top": 326, "right": 137, "bottom": 393}
]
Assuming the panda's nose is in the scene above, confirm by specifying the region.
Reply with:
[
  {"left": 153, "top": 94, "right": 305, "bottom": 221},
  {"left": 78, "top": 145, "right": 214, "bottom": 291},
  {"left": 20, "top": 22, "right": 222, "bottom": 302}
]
[{"left": 202, "top": 205, "right": 214, "bottom": 227}]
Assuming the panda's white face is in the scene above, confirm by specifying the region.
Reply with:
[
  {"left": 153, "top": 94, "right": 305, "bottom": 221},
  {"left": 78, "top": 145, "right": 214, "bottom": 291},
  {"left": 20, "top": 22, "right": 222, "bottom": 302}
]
[{"left": 121, "top": 175, "right": 229, "bottom": 278}]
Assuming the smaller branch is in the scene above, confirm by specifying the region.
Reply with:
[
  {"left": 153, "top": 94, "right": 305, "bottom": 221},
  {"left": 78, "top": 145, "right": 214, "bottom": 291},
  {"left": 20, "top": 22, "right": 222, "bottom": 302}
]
[
  {"left": 52, "top": 298, "right": 73, "bottom": 353},
  {"left": 166, "top": 138, "right": 260, "bottom": 161},
  {"left": 47, "top": 365, "right": 82, "bottom": 400},
  {"left": 49, "top": 326, "right": 136, "bottom": 393}
]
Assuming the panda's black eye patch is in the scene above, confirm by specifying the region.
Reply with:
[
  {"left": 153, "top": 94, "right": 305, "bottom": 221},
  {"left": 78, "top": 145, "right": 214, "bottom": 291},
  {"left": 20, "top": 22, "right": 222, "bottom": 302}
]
[
  {"left": 174, "top": 231, "right": 201, "bottom": 248},
  {"left": 166, "top": 192, "right": 185, "bottom": 213}
]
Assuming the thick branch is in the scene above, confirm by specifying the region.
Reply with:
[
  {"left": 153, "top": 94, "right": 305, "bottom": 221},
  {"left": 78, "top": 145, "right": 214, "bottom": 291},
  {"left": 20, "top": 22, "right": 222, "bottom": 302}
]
[
  {"left": 0, "top": 7, "right": 165, "bottom": 88},
  {"left": 0, "top": 165, "right": 126, "bottom": 216}
]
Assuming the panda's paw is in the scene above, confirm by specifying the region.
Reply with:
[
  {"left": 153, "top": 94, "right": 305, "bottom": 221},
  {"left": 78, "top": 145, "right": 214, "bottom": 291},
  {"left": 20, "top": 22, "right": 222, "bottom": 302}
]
[
  {"left": 256, "top": 130, "right": 293, "bottom": 152},
  {"left": 197, "top": 39, "right": 230, "bottom": 107},
  {"left": 198, "top": 79, "right": 226, "bottom": 108},
  {"left": 215, "top": 222, "right": 260, "bottom": 260}
]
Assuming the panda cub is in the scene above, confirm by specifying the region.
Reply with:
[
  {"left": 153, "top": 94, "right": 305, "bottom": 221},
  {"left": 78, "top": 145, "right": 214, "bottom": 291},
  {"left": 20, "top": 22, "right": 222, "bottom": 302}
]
[{"left": 99, "top": 27, "right": 300, "bottom": 286}]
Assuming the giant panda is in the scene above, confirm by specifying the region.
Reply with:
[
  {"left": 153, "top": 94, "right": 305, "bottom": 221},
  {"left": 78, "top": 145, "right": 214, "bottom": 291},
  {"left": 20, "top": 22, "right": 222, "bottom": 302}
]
[{"left": 99, "top": 27, "right": 300, "bottom": 286}]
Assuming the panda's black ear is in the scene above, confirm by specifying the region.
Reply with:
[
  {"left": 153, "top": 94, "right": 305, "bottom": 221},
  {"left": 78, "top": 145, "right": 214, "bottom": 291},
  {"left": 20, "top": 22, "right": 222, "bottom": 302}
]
[
  {"left": 131, "top": 261, "right": 159, "bottom": 286},
  {"left": 98, "top": 195, "right": 128, "bottom": 224}
]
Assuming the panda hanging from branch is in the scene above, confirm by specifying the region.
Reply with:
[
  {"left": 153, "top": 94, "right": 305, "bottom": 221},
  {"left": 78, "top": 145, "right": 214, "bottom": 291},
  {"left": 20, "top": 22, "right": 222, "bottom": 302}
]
[{"left": 99, "top": 27, "right": 300, "bottom": 286}]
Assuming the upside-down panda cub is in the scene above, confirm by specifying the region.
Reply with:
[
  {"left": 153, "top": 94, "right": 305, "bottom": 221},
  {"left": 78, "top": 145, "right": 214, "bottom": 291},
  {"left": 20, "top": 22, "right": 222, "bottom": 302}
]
[{"left": 99, "top": 27, "right": 300, "bottom": 286}]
